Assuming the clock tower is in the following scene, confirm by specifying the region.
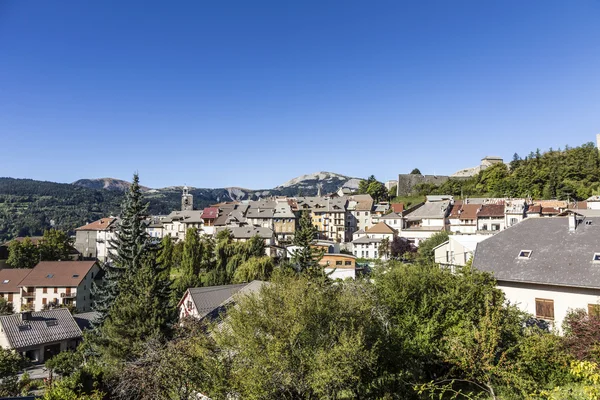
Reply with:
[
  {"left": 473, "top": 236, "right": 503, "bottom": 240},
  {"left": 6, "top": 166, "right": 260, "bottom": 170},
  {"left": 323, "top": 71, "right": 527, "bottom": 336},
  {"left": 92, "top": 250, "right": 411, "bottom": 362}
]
[{"left": 181, "top": 186, "right": 193, "bottom": 211}]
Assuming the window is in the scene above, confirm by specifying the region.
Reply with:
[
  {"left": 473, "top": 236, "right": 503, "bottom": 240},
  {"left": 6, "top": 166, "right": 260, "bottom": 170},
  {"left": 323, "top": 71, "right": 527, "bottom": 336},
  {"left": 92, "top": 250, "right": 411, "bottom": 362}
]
[
  {"left": 8, "top": 293, "right": 13, "bottom": 302},
  {"left": 593, "top": 253, "right": 600, "bottom": 264},
  {"left": 518, "top": 250, "right": 532, "bottom": 259},
  {"left": 589, "top": 304, "right": 600, "bottom": 317},
  {"left": 42, "top": 298, "right": 47, "bottom": 305},
  {"left": 2, "top": 280, "right": 9, "bottom": 284},
  {"left": 481, "top": 224, "right": 488, "bottom": 231},
  {"left": 54, "top": 288, "right": 58, "bottom": 294},
  {"left": 344, "top": 261, "right": 352, "bottom": 266},
  {"left": 43, "top": 287, "right": 47, "bottom": 294},
  {"left": 510, "top": 218, "right": 518, "bottom": 226},
  {"left": 492, "top": 224, "right": 500, "bottom": 231},
  {"left": 335, "top": 261, "right": 343, "bottom": 265},
  {"left": 535, "top": 298, "right": 554, "bottom": 320},
  {"left": 46, "top": 274, "right": 54, "bottom": 278}
]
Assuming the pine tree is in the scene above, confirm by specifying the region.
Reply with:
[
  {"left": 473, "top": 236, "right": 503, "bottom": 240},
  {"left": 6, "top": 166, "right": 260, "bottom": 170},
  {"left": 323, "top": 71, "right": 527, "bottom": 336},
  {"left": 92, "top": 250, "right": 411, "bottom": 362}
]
[
  {"left": 91, "top": 174, "right": 155, "bottom": 328},
  {"left": 291, "top": 211, "right": 323, "bottom": 275},
  {"left": 173, "top": 228, "right": 203, "bottom": 299}
]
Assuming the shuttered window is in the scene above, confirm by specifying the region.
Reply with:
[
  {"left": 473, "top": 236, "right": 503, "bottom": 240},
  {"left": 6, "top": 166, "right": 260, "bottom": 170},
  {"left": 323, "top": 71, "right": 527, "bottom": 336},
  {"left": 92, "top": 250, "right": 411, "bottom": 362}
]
[
  {"left": 588, "top": 304, "right": 600, "bottom": 317},
  {"left": 535, "top": 298, "right": 555, "bottom": 320}
]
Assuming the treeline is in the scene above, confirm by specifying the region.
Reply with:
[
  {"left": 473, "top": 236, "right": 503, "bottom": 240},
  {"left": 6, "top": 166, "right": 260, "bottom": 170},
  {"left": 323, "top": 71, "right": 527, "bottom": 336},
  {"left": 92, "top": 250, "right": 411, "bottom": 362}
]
[{"left": 412, "top": 142, "right": 600, "bottom": 200}]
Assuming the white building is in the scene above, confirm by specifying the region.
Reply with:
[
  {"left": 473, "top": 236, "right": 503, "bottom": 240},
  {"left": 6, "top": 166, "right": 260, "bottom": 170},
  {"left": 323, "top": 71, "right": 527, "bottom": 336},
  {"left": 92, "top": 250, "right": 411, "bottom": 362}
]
[
  {"left": 74, "top": 217, "right": 118, "bottom": 261},
  {"left": 0, "top": 269, "right": 32, "bottom": 313},
  {"left": 433, "top": 234, "right": 490, "bottom": 271},
  {"left": 400, "top": 201, "right": 450, "bottom": 246},
  {"left": 346, "top": 194, "right": 375, "bottom": 236},
  {"left": 351, "top": 222, "right": 396, "bottom": 260},
  {"left": 18, "top": 261, "right": 100, "bottom": 313},
  {"left": 473, "top": 214, "right": 600, "bottom": 332}
]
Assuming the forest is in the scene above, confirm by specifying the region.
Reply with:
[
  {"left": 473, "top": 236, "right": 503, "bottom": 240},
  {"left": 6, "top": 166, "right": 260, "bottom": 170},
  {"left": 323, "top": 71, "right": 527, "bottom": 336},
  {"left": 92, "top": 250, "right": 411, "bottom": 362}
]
[{"left": 411, "top": 142, "right": 600, "bottom": 200}]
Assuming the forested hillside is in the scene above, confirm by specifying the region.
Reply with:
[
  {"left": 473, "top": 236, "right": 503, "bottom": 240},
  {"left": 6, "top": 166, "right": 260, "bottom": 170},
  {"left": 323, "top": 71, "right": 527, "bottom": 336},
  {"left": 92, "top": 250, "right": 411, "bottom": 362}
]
[{"left": 413, "top": 142, "right": 600, "bottom": 200}]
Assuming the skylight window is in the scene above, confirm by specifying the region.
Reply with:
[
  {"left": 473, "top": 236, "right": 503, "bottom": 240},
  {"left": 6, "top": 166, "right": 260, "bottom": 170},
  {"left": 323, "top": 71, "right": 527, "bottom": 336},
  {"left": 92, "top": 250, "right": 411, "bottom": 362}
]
[
  {"left": 593, "top": 253, "right": 600, "bottom": 264},
  {"left": 72, "top": 274, "right": 79, "bottom": 278},
  {"left": 518, "top": 250, "right": 532, "bottom": 259},
  {"left": 46, "top": 274, "right": 54, "bottom": 278},
  {"left": 46, "top": 320, "right": 58, "bottom": 327},
  {"left": 2, "top": 280, "right": 9, "bottom": 284},
  {"left": 17, "top": 325, "right": 31, "bottom": 331}
]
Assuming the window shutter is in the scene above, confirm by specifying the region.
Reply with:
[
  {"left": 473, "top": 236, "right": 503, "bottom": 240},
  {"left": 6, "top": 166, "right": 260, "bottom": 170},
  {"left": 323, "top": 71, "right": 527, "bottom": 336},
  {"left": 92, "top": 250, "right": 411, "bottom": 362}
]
[{"left": 536, "top": 298, "right": 554, "bottom": 320}]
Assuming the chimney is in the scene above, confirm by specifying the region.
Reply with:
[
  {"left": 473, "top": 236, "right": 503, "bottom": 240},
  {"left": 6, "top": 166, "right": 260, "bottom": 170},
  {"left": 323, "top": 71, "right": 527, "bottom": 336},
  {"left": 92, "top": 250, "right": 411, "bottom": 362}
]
[
  {"left": 568, "top": 213, "right": 577, "bottom": 232},
  {"left": 20, "top": 311, "right": 32, "bottom": 322}
]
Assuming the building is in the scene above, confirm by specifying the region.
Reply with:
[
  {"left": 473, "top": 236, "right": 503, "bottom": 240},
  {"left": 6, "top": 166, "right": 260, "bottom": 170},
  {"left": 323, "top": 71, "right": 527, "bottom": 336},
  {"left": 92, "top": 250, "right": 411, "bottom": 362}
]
[
  {"left": 351, "top": 222, "right": 396, "bottom": 260},
  {"left": 400, "top": 200, "right": 450, "bottom": 246},
  {"left": 0, "top": 308, "right": 82, "bottom": 363},
  {"left": 162, "top": 210, "right": 204, "bottom": 241},
  {"left": 0, "top": 237, "right": 44, "bottom": 260},
  {"left": 346, "top": 194, "right": 374, "bottom": 236},
  {"left": 505, "top": 199, "right": 527, "bottom": 227},
  {"left": 448, "top": 203, "right": 481, "bottom": 234},
  {"left": 181, "top": 186, "right": 194, "bottom": 211},
  {"left": 433, "top": 234, "right": 489, "bottom": 271},
  {"left": 586, "top": 195, "right": 600, "bottom": 210},
  {"left": 319, "top": 253, "right": 357, "bottom": 280},
  {"left": 74, "top": 218, "right": 118, "bottom": 261},
  {"left": 477, "top": 204, "right": 506, "bottom": 232},
  {"left": 178, "top": 281, "right": 266, "bottom": 320},
  {"left": 18, "top": 261, "right": 100, "bottom": 312},
  {"left": 379, "top": 212, "right": 403, "bottom": 230},
  {"left": 472, "top": 214, "right": 600, "bottom": 331},
  {"left": 273, "top": 201, "right": 296, "bottom": 243},
  {"left": 218, "top": 226, "right": 277, "bottom": 256},
  {"left": 0, "top": 269, "right": 32, "bottom": 313}
]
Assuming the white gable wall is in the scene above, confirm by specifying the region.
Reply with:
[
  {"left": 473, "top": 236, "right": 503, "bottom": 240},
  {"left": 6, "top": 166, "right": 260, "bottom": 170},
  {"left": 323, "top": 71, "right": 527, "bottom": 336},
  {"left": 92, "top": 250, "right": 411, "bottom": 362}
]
[{"left": 498, "top": 280, "right": 600, "bottom": 333}]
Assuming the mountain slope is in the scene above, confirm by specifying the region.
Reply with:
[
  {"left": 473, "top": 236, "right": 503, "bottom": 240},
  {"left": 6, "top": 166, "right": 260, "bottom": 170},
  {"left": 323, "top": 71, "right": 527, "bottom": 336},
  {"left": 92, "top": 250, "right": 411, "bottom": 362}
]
[{"left": 73, "top": 178, "right": 150, "bottom": 192}]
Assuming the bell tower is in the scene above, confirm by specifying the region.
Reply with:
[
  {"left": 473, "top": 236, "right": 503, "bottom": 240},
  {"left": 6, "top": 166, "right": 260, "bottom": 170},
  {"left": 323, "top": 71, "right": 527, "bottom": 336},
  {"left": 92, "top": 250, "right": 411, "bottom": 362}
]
[{"left": 181, "top": 186, "right": 193, "bottom": 211}]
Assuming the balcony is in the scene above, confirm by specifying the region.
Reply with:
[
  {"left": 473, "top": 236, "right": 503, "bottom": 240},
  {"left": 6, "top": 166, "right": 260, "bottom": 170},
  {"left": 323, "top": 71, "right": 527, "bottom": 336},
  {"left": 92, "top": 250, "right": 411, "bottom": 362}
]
[
  {"left": 21, "top": 291, "right": 35, "bottom": 298},
  {"left": 61, "top": 292, "right": 77, "bottom": 299}
]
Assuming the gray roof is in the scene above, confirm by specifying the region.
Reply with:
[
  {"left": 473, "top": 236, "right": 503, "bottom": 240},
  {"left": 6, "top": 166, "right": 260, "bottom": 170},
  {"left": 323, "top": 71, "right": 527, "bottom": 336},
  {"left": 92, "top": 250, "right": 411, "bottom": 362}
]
[
  {"left": 186, "top": 281, "right": 266, "bottom": 320},
  {"left": 246, "top": 207, "right": 275, "bottom": 219},
  {"left": 380, "top": 212, "right": 402, "bottom": 220},
  {"left": 228, "top": 226, "right": 274, "bottom": 239},
  {"left": 73, "top": 311, "right": 100, "bottom": 331},
  {"left": 0, "top": 309, "right": 82, "bottom": 349},
  {"left": 404, "top": 200, "right": 450, "bottom": 220},
  {"left": 164, "top": 210, "right": 204, "bottom": 224},
  {"left": 352, "top": 236, "right": 383, "bottom": 244},
  {"left": 472, "top": 216, "right": 600, "bottom": 289}
]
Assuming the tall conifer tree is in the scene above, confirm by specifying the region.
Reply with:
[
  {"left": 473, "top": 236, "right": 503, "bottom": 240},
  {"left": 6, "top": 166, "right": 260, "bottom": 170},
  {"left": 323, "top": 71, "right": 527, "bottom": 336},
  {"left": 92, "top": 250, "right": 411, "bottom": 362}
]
[{"left": 291, "top": 211, "right": 323, "bottom": 275}]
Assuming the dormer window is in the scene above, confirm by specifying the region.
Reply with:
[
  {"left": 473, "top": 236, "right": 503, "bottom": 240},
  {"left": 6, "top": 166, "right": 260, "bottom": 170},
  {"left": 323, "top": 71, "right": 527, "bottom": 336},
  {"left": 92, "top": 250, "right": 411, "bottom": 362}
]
[
  {"left": 518, "top": 250, "right": 532, "bottom": 259},
  {"left": 593, "top": 253, "right": 600, "bottom": 264}
]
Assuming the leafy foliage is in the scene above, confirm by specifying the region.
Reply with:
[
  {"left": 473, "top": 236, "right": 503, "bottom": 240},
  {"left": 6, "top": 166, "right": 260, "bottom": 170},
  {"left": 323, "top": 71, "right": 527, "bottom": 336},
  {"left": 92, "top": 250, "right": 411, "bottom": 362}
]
[{"left": 7, "top": 237, "right": 39, "bottom": 268}]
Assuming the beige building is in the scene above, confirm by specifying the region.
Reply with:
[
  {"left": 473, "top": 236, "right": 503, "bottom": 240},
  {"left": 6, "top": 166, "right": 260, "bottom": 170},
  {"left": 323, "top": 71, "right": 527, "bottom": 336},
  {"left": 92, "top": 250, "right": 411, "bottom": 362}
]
[
  {"left": 19, "top": 261, "right": 100, "bottom": 312},
  {"left": 74, "top": 217, "right": 118, "bottom": 261},
  {"left": 0, "top": 269, "right": 32, "bottom": 313}
]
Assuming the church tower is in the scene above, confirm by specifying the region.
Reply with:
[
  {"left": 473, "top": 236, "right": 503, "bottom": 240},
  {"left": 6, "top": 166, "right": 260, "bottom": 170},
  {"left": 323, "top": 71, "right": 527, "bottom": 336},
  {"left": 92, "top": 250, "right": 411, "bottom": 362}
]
[{"left": 181, "top": 186, "right": 193, "bottom": 211}]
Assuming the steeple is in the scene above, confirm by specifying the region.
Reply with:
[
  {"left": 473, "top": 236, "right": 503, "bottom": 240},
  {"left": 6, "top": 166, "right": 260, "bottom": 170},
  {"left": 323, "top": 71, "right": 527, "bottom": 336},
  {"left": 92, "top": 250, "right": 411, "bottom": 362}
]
[{"left": 181, "top": 185, "right": 193, "bottom": 211}]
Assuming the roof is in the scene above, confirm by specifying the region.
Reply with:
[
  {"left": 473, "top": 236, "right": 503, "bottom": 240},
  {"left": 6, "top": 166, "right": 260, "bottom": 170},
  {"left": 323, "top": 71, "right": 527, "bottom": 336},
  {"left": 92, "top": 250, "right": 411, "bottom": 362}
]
[
  {"left": 472, "top": 217, "right": 600, "bottom": 289},
  {"left": 0, "top": 269, "right": 32, "bottom": 293},
  {"left": 366, "top": 222, "right": 396, "bottom": 234},
  {"left": 477, "top": 204, "right": 505, "bottom": 217},
  {"left": 352, "top": 236, "right": 383, "bottom": 244},
  {"left": 226, "top": 226, "right": 274, "bottom": 239},
  {"left": 405, "top": 200, "right": 450, "bottom": 220},
  {"left": 380, "top": 212, "right": 402, "bottom": 220},
  {"left": 526, "top": 205, "right": 542, "bottom": 214},
  {"left": 181, "top": 281, "right": 266, "bottom": 320},
  {"left": 75, "top": 218, "right": 117, "bottom": 231},
  {"left": 458, "top": 204, "right": 481, "bottom": 220},
  {"left": 0, "top": 308, "right": 82, "bottom": 349},
  {"left": 433, "top": 234, "right": 490, "bottom": 252},
  {"left": 391, "top": 203, "right": 404, "bottom": 213},
  {"left": 165, "top": 210, "right": 204, "bottom": 224},
  {"left": 73, "top": 311, "right": 100, "bottom": 331},
  {"left": 19, "top": 261, "right": 97, "bottom": 287},
  {"left": 202, "top": 207, "right": 219, "bottom": 220},
  {"left": 1, "top": 236, "right": 44, "bottom": 247},
  {"left": 426, "top": 195, "right": 454, "bottom": 202}
]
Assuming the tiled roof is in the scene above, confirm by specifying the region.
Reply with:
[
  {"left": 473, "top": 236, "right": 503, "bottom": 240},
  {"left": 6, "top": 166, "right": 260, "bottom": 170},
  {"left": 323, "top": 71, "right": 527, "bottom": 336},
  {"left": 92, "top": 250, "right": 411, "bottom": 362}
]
[
  {"left": 458, "top": 204, "right": 481, "bottom": 220},
  {"left": 202, "top": 207, "right": 219, "bottom": 219},
  {"left": 73, "top": 311, "right": 100, "bottom": 331},
  {"left": 478, "top": 204, "right": 505, "bottom": 217},
  {"left": 1, "top": 237, "right": 44, "bottom": 247},
  {"left": 352, "top": 236, "right": 383, "bottom": 244},
  {"left": 75, "top": 218, "right": 117, "bottom": 231},
  {"left": 19, "top": 261, "right": 97, "bottom": 287},
  {"left": 405, "top": 200, "right": 450, "bottom": 220},
  {"left": 0, "top": 269, "right": 32, "bottom": 293},
  {"left": 182, "top": 281, "right": 266, "bottom": 320},
  {"left": 391, "top": 203, "right": 404, "bottom": 213},
  {"left": 473, "top": 217, "right": 600, "bottom": 289},
  {"left": 366, "top": 222, "right": 396, "bottom": 234},
  {"left": 0, "top": 308, "right": 82, "bottom": 349}
]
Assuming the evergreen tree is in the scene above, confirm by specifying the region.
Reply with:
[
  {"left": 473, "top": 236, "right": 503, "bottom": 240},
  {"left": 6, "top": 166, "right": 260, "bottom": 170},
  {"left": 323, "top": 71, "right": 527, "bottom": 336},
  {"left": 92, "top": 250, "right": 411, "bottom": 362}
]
[
  {"left": 173, "top": 228, "right": 203, "bottom": 298},
  {"left": 291, "top": 211, "right": 323, "bottom": 275},
  {"left": 91, "top": 174, "right": 154, "bottom": 328},
  {"left": 156, "top": 235, "right": 174, "bottom": 272}
]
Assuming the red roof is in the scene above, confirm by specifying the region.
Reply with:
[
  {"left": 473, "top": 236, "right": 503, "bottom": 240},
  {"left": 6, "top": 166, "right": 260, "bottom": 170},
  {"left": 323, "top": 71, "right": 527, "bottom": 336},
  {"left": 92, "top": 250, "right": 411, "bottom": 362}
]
[
  {"left": 0, "top": 269, "right": 32, "bottom": 293},
  {"left": 76, "top": 218, "right": 117, "bottom": 231},
  {"left": 202, "top": 207, "right": 219, "bottom": 219},
  {"left": 478, "top": 204, "right": 504, "bottom": 217},
  {"left": 391, "top": 203, "right": 404, "bottom": 213},
  {"left": 458, "top": 204, "right": 481, "bottom": 220},
  {"left": 19, "top": 261, "right": 97, "bottom": 287}
]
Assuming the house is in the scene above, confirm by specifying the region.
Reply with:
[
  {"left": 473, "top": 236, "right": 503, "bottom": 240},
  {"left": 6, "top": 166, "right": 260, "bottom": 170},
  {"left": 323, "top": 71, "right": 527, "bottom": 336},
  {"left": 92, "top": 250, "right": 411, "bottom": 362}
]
[
  {"left": 586, "top": 195, "right": 600, "bottom": 210},
  {"left": 178, "top": 281, "right": 266, "bottom": 320},
  {"left": 0, "top": 308, "right": 82, "bottom": 363},
  {"left": 146, "top": 216, "right": 166, "bottom": 239},
  {"left": 400, "top": 200, "right": 450, "bottom": 246},
  {"left": 379, "top": 212, "right": 403, "bottom": 229},
  {"left": 218, "top": 226, "right": 277, "bottom": 256},
  {"left": 505, "top": 199, "right": 527, "bottom": 227},
  {"left": 477, "top": 204, "right": 505, "bottom": 232},
  {"left": 346, "top": 194, "right": 374, "bottom": 237},
  {"left": 472, "top": 214, "right": 600, "bottom": 331},
  {"left": 162, "top": 210, "right": 205, "bottom": 241},
  {"left": 272, "top": 201, "right": 296, "bottom": 243},
  {"left": 319, "top": 253, "right": 357, "bottom": 280},
  {"left": 295, "top": 197, "right": 348, "bottom": 242},
  {"left": 0, "top": 269, "right": 32, "bottom": 313},
  {"left": 371, "top": 202, "right": 391, "bottom": 224},
  {"left": 433, "top": 234, "right": 490, "bottom": 271},
  {"left": 390, "top": 203, "right": 404, "bottom": 214},
  {"left": 74, "top": 217, "right": 118, "bottom": 261},
  {"left": 201, "top": 207, "right": 219, "bottom": 235},
  {"left": 351, "top": 222, "right": 396, "bottom": 260},
  {"left": 18, "top": 261, "right": 100, "bottom": 312},
  {"left": 448, "top": 203, "right": 480, "bottom": 234}
]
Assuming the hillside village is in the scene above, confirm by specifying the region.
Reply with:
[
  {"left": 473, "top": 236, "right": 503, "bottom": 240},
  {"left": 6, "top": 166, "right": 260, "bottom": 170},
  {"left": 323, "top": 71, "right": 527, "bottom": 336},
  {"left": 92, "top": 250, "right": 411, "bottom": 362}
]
[{"left": 3, "top": 140, "right": 600, "bottom": 398}]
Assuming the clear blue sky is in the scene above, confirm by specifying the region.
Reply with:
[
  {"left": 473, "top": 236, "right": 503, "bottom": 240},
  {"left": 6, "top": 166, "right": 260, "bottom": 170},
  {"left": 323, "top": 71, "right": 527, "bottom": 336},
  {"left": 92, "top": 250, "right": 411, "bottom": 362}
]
[{"left": 1, "top": 1, "right": 599, "bottom": 189}]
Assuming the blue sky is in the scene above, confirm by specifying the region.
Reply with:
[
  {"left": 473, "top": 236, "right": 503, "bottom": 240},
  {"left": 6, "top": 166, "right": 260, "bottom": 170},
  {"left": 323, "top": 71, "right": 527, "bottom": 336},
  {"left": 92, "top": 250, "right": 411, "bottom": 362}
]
[{"left": 1, "top": 1, "right": 599, "bottom": 189}]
